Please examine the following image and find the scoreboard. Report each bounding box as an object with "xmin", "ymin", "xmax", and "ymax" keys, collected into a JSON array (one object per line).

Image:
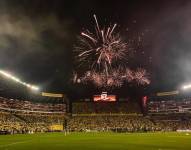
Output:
[{"xmin": 93, "ymin": 92, "xmax": 116, "ymax": 102}]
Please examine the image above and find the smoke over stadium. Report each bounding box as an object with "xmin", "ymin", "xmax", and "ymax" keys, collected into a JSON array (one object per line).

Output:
[{"xmin": 1, "ymin": 0, "xmax": 191, "ymax": 150}]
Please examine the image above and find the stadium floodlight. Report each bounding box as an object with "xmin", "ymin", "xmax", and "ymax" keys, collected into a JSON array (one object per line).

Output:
[
  {"xmin": 0, "ymin": 70, "xmax": 40, "ymax": 91},
  {"xmin": 182, "ymin": 84, "xmax": 191, "ymax": 90}
]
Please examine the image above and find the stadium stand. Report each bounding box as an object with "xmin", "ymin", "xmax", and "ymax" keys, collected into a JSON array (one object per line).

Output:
[
  {"xmin": 149, "ymin": 114, "xmax": 191, "ymax": 131},
  {"xmin": 72, "ymin": 101, "xmax": 141, "ymax": 114},
  {"xmin": 67, "ymin": 115, "xmax": 156, "ymax": 132},
  {"xmin": 0, "ymin": 112, "xmax": 66, "ymax": 134},
  {"xmin": 0, "ymin": 97, "xmax": 65, "ymax": 113},
  {"xmin": 69, "ymin": 100, "xmax": 151, "ymax": 132},
  {"xmin": 0, "ymin": 97, "xmax": 66, "ymax": 134},
  {"xmin": 147, "ymin": 95, "xmax": 191, "ymax": 132},
  {"xmin": 148, "ymin": 95, "xmax": 191, "ymax": 114},
  {"xmin": 2, "ymin": 94, "xmax": 191, "ymax": 134}
]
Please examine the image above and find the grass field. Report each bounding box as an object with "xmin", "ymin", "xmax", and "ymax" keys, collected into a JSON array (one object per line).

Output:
[{"xmin": 0, "ymin": 132, "xmax": 191, "ymax": 150}]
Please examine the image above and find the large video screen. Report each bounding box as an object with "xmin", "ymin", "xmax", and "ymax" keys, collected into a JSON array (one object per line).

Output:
[{"xmin": 93, "ymin": 92, "xmax": 116, "ymax": 102}]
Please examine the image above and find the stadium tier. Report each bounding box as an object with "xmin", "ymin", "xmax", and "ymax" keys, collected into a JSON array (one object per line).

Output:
[
  {"xmin": 0, "ymin": 97, "xmax": 66, "ymax": 113},
  {"xmin": 72, "ymin": 101, "xmax": 141, "ymax": 114},
  {"xmin": 0, "ymin": 111, "xmax": 65, "ymax": 134},
  {"xmin": 148, "ymin": 95, "xmax": 191, "ymax": 114},
  {"xmin": 68, "ymin": 115, "xmax": 155, "ymax": 132},
  {"xmin": 67, "ymin": 115, "xmax": 191, "ymax": 132},
  {"xmin": 0, "ymin": 97, "xmax": 66, "ymax": 134}
]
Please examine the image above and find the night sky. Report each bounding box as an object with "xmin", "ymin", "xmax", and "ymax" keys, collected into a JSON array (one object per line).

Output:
[{"xmin": 0, "ymin": 0, "xmax": 191, "ymax": 98}]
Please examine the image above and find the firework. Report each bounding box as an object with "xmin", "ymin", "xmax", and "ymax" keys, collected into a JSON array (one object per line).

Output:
[
  {"xmin": 133, "ymin": 68, "xmax": 150, "ymax": 85},
  {"xmin": 74, "ymin": 15, "xmax": 150, "ymax": 88},
  {"xmin": 74, "ymin": 67, "xmax": 149, "ymax": 88},
  {"xmin": 81, "ymin": 70, "xmax": 121, "ymax": 88},
  {"xmin": 76, "ymin": 15, "xmax": 127, "ymax": 74}
]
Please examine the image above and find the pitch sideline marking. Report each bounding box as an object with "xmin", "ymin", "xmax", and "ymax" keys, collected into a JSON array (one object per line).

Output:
[{"xmin": 0, "ymin": 140, "xmax": 32, "ymax": 148}]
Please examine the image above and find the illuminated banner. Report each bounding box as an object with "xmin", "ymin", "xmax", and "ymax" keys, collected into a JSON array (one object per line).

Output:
[
  {"xmin": 156, "ymin": 90, "xmax": 179, "ymax": 96},
  {"xmin": 142, "ymin": 96, "xmax": 148, "ymax": 107},
  {"xmin": 42, "ymin": 92, "xmax": 63, "ymax": 98},
  {"xmin": 93, "ymin": 92, "xmax": 116, "ymax": 101},
  {"xmin": 49, "ymin": 124, "xmax": 63, "ymax": 131}
]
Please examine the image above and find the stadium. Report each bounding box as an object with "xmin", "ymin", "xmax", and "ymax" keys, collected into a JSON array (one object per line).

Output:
[{"xmin": 1, "ymin": 0, "xmax": 191, "ymax": 150}]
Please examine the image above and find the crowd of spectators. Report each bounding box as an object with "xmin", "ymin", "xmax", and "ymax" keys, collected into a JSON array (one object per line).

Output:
[
  {"xmin": 149, "ymin": 114, "xmax": 191, "ymax": 131},
  {"xmin": 2, "ymin": 96, "xmax": 191, "ymax": 134},
  {"xmin": 2, "ymin": 111, "xmax": 191, "ymax": 134},
  {"xmin": 0, "ymin": 97, "xmax": 66, "ymax": 113},
  {"xmin": 67, "ymin": 115, "xmax": 191, "ymax": 132},
  {"xmin": 70, "ymin": 99, "xmax": 191, "ymax": 132},
  {"xmin": 0, "ymin": 96, "xmax": 66, "ymax": 134},
  {"xmin": 68, "ymin": 115, "xmax": 155, "ymax": 132},
  {"xmin": 148, "ymin": 97, "xmax": 191, "ymax": 114},
  {"xmin": 0, "ymin": 111, "xmax": 65, "ymax": 134}
]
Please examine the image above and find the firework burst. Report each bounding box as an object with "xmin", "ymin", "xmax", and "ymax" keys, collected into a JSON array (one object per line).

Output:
[
  {"xmin": 73, "ymin": 68, "xmax": 149, "ymax": 88},
  {"xmin": 133, "ymin": 68, "xmax": 150, "ymax": 85},
  {"xmin": 76, "ymin": 15, "xmax": 127, "ymax": 74}
]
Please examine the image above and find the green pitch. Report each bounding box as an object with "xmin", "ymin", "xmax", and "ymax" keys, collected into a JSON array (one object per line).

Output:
[{"xmin": 0, "ymin": 132, "xmax": 191, "ymax": 150}]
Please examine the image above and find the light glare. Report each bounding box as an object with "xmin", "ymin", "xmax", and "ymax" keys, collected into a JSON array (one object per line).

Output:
[
  {"xmin": 182, "ymin": 84, "xmax": 191, "ymax": 90},
  {"xmin": 0, "ymin": 70, "xmax": 39, "ymax": 91}
]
